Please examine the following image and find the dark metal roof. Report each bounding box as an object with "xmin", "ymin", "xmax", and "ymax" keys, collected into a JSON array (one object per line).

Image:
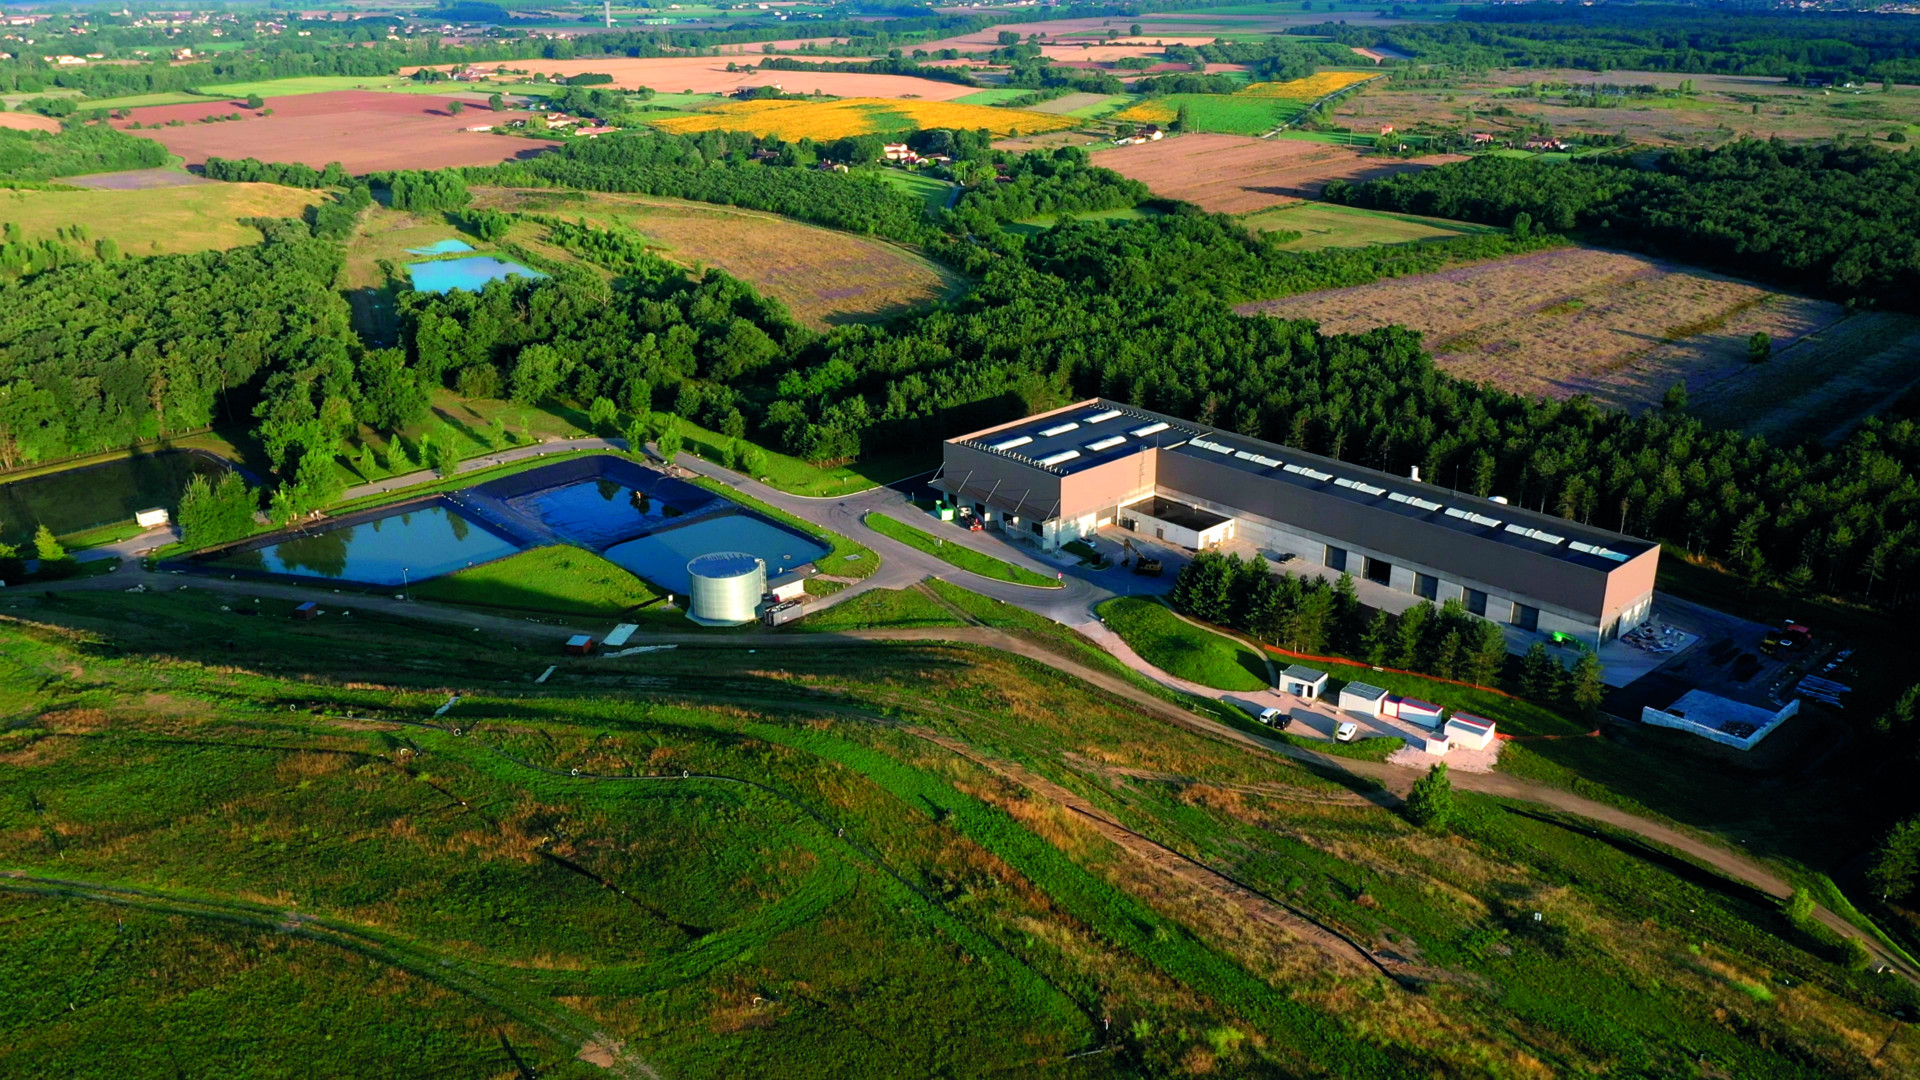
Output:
[{"xmin": 1153, "ymin": 416, "xmax": 1652, "ymax": 573}]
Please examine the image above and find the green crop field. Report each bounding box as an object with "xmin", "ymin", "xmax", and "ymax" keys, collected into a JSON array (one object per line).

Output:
[
  {"xmin": 3, "ymin": 585, "xmax": 1909, "ymax": 1077},
  {"xmin": 952, "ymin": 88, "xmax": 1037, "ymax": 105},
  {"xmin": 1241, "ymin": 202, "xmax": 1501, "ymax": 249},
  {"xmin": 1141, "ymin": 93, "xmax": 1305, "ymax": 135},
  {"xmin": 1096, "ymin": 596, "xmax": 1270, "ymax": 691},
  {"xmin": 865, "ymin": 512, "xmax": 1062, "ymax": 588},
  {"xmin": 410, "ymin": 545, "xmax": 665, "ymax": 617}
]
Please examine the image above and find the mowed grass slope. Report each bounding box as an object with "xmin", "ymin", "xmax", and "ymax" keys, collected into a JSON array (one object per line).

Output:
[
  {"xmin": 3, "ymin": 587, "xmax": 1910, "ymax": 1078},
  {"xmin": 1096, "ymin": 596, "xmax": 1269, "ymax": 690},
  {"xmin": 0, "ymin": 183, "xmax": 324, "ymax": 256},
  {"xmin": 865, "ymin": 512, "xmax": 1062, "ymax": 587},
  {"xmin": 409, "ymin": 545, "xmax": 665, "ymax": 617}
]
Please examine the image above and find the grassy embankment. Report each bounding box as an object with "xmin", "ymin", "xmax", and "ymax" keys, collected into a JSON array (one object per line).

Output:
[
  {"xmin": 865, "ymin": 512, "xmax": 1062, "ymax": 588},
  {"xmin": 3, "ymin": 586, "xmax": 1914, "ymax": 1077},
  {"xmin": 408, "ymin": 545, "xmax": 665, "ymax": 618},
  {"xmin": 1096, "ymin": 596, "xmax": 1268, "ymax": 691}
]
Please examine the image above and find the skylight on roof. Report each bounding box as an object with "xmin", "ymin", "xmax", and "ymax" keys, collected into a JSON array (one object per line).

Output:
[
  {"xmin": 1084, "ymin": 409, "xmax": 1121, "ymax": 424},
  {"xmin": 1569, "ymin": 540, "xmax": 1629, "ymax": 562},
  {"xmin": 1130, "ymin": 421, "xmax": 1170, "ymax": 437},
  {"xmin": 1300, "ymin": 468, "xmax": 1333, "ymax": 482},
  {"xmin": 1505, "ymin": 524, "xmax": 1565, "ymax": 546},
  {"xmin": 1445, "ymin": 507, "xmax": 1504, "ymax": 528},
  {"xmin": 1036, "ymin": 449, "xmax": 1081, "ymax": 467},
  {"xmin": 1039, "ymin": 422, "xmax": 1080, "ymax": 438},
  {"xmin": 1353, "ymin": 482, "xmax": 1387, "ymax": 497},
  {"xmin": 1191, "ymin": 438, "xmax": 1234, "ymax": 455},
  {"xmin": 989, "ymin": 435, "xmax": 1032, "ymax": 452},
  {"xmin": 1085, "ymin": 435, "xmax": 1126, "ymax": 452}
]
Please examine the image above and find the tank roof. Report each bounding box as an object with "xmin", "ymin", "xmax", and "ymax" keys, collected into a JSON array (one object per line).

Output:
[{"xmin": 687, "ymin": 551, "xmax": 765, "ymax": 578}]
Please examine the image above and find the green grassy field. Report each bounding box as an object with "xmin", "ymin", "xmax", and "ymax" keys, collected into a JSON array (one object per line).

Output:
[
  {"xmin": 795, "ymin": 584, "xmax": 963, "ymax": 632},
  {"xmin": 1241, "ymin": 201, "xmax": 1501, "ymax": 250},
  {"xmin": 4, "ymin": 585, "xmax": 1910, "ymax": 1077},
  {"xmin": 865, "ymin": 513, "xmax": 1062, "ymax": 588},
  {"xmin": 1096, "ymin": 596, "xmax": 1270, "ymax": 691},
  {"xmin": 952, "ymin": 88, "xmax": 1036, "ymax": 105},
  {"xmin": 874, "ymin": 168, "xmax": 955, "ymax": 215},
  {"xmin": 1143, "ymin": 93, "xmax": 1306, "ymax": 135},
  {"xmin": 409, "ymin": 545, "xmax": 664, "ymax": 617},
  {"xmin": 0, "ymin": 182, "xmax": 324, "ymax": 257}
]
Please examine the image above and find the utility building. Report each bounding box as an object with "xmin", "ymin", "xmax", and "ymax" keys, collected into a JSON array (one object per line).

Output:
[{"xmin": 935, "ymin": 399, "xmax": 1659, "ymax": 649}]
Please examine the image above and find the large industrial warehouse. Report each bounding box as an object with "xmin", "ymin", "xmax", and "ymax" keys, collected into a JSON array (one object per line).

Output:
[{"xmin": 934, "ymin": 399, "xmax": 1660, "ymax": 649}]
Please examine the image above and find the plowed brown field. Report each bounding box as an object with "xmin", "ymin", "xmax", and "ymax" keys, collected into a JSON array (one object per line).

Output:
[
  {"xmin": 116, "ymin": 91, "xmax": 558, "ymax": 172},
  {"xmin": 408, "ymin": 56, "xmax": 979, "ymax": 101},
  {"xmin": 1091, "ymin": 133, "xmax": 1463, "ymax": 214},
  {"xmin": 1237, "ymin": 247, "xmax": 1903, "ymax": 430}
]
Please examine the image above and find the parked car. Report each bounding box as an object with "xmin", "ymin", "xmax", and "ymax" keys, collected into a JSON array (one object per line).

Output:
[
  {"xmin": 1258, "ymin": 707, "xmax": 1290, "ymax": 729},
  {"xmin": 1335, "ymin": 721, "xmax": 1358, "ymax": 743}
]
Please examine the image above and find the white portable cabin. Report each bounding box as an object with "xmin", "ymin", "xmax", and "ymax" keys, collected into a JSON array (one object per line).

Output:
[
  {"xmin": 135, "ymin": 507, "xmax": 170, "ymax": 528},
  {"xmin": 767, "ymin": 569, "xmax": 810, "ymax": 603},
  {"xmin": 1280, "ymin": 665, "xmax": 1328, "ymax": 700},
  {"xmin": 1418, "ymin": 735, "xmax": 1451, "ymax": 756},
  {"xmin": 1338, "ymin": 682, "xmax": 1388, "ymax": 717},
  {"xmin": 1395, "ymin": 697, "xmax": 1444, "ymax": 729},
  {"xmin": 1445, "ymin": 713, "xmax": 1497, "ymax": 750}
]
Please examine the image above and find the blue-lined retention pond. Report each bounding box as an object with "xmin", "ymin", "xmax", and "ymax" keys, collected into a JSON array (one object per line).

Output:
[
  {"xmin": 605, "ymin": 514, "xmax": 827, "ymax": 596},
  {"xmin": 195, "ymin": 457, "xmax": 829, "ymax": 596},
  {"xmin": 211, "ymin": 506, "xmax": 519, "ymax": 586}
]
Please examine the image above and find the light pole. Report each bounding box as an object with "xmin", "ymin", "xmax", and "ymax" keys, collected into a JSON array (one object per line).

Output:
[{"xmin": 402, "ymin": 567, "xmax": 410, "ymax": 600}]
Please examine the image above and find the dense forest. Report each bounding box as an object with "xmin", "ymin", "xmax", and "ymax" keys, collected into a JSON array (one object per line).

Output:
[
  {"xmin": 1327, "ymin": 140, "xmax": 1920, "ymax": 310},
  {"xmin": 6, "ymin": 120, "xmax": 1919, "ymax": 610},
  {"xmin": 1300, "ymin": 6, "xmax": 1920, "ymax": 81}
]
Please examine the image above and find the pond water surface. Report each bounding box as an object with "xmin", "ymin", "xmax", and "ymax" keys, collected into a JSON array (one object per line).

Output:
[
  {"xmin": 408, "ymin": 255, "xmax": 546, "ymax": 294},
  {"xmin": 0, "ymin": 451, "xmax": 227, "ymax": 545},
  {"xmin": 212, "ymin": 506, "xmax": 518, "ymax": 586},
  {"xmin": 603, "ymin": 514, "xmax": 827, "ymax": 595}
]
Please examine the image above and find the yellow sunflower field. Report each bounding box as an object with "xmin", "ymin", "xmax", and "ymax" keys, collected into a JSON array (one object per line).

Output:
[{"xmin": 654, "ymin": 98, "xmax": 1078, "ymax": 141}]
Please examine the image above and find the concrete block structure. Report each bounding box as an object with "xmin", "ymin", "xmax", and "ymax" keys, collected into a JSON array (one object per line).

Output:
[
  {"xmin": 1280, "ymin": 665, "xmax": 1328, "ymax": 700},
  {"xmin": 936, "ymin": 399, "xmax": 1660, "ymax": 649},
  {"xmin": 1338, "ymin": 682, "xmax": 1389, "ymax": 716},
  {"xmin": 1445, "ymin": 714, "xmax": 1497, "ymax": 750}
]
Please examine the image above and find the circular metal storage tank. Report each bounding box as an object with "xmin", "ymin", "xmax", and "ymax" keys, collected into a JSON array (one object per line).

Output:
[{"xmin": 686, "ymin": 551, "xmax": 766, "ymax": 625}]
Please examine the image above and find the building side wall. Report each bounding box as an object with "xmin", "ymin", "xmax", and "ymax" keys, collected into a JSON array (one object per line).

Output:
[
  {"xmin": 938, "ymin": 442, "xmax": 1063, "ymax": 523},
  {"xmin": 1601, "ymin": 545, "xmax": 1661, "ymax": 637},
  {"xmin": 1162, "ymin": 484, "xmax": 1610, "ymax": 643},
  {"xmin": 1059, "ymin": 448, "xmax": 1158, "ymax": 522},
  {"xmin": 1157, "ymin": 452, "xmax": 1614, "ymax": 619}
]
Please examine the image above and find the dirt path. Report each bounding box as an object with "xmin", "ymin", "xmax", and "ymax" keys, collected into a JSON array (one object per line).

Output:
[{"xmin": 33, "ymin": 569, "xmax": 1914, "ymax": 981}]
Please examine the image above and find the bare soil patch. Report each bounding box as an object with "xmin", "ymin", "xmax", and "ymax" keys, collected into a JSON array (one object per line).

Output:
[
  {"xmin": 65, "ymin": 168, "xmax": 210, "ymax": 190},
  {"xmin": 0, "ymin": 111, "xmax": 61, "ymax": 133},
  {"xmin": 115, "ymin": 90, "xmax": 559, "ymax": 172},
  {"xmin": 1092, "ymin": 133, "xmax": 1461, "ymax": 214},
  {"xmin": 410, "ymin": 56, "xmax": 979, "ymax": 102},
  {"xmin": 1238, "ymin": 247, "xmax": 1882, "ymax": 423},
  {"xmin": 474, "ymin": 188, "xmax": 966, "ymax": 328}
]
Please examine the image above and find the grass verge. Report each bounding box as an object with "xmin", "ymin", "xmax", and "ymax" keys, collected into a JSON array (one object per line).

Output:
[
  {"xmin": 866, "ymin": 513, "xmax": 1061, "ymax": 588},
  {"xmin": 1096, "ymin": 596, "xmax": 1268, "ymax": 691}
]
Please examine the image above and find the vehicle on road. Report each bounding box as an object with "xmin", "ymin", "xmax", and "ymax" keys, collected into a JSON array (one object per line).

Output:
[
  {"xmin": 1132, "ymin": 557, "xmax": 1162, "ymax": 576},
  {"xmin": 1258, "ymin": 707, "xmax": 1290, "ymax": 729},
  {"xmin": 1335, "ymin": 721, "xmax": 1358, "ymax": 743}
]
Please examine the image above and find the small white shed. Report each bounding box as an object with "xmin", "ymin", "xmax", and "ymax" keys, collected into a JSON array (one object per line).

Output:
[
  {"xmin": 135, "ymin": 507, "xmax": 170, "ymax": 528},
  {"xmin": 1445, "ymin": 713, "xmax": 1497, "ymax": 750},
  {"xmin": 1338, "ymin": 682, "xmax": 1388, "ymax": 717},
  {"xmin": 1395, "ymin": 697, "xmax": 1444, "ymax": 729},
  {"xmin": 1418, "ymin": 735, "xmax": 1451, "ymax": 756},
  {"xmin": 767, "ymin": 569, "xmax": 810, "ymax": 603},
  {"xmin": 1280, "ymin": 665, "xmax": 1328, "ymax": 700}
]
